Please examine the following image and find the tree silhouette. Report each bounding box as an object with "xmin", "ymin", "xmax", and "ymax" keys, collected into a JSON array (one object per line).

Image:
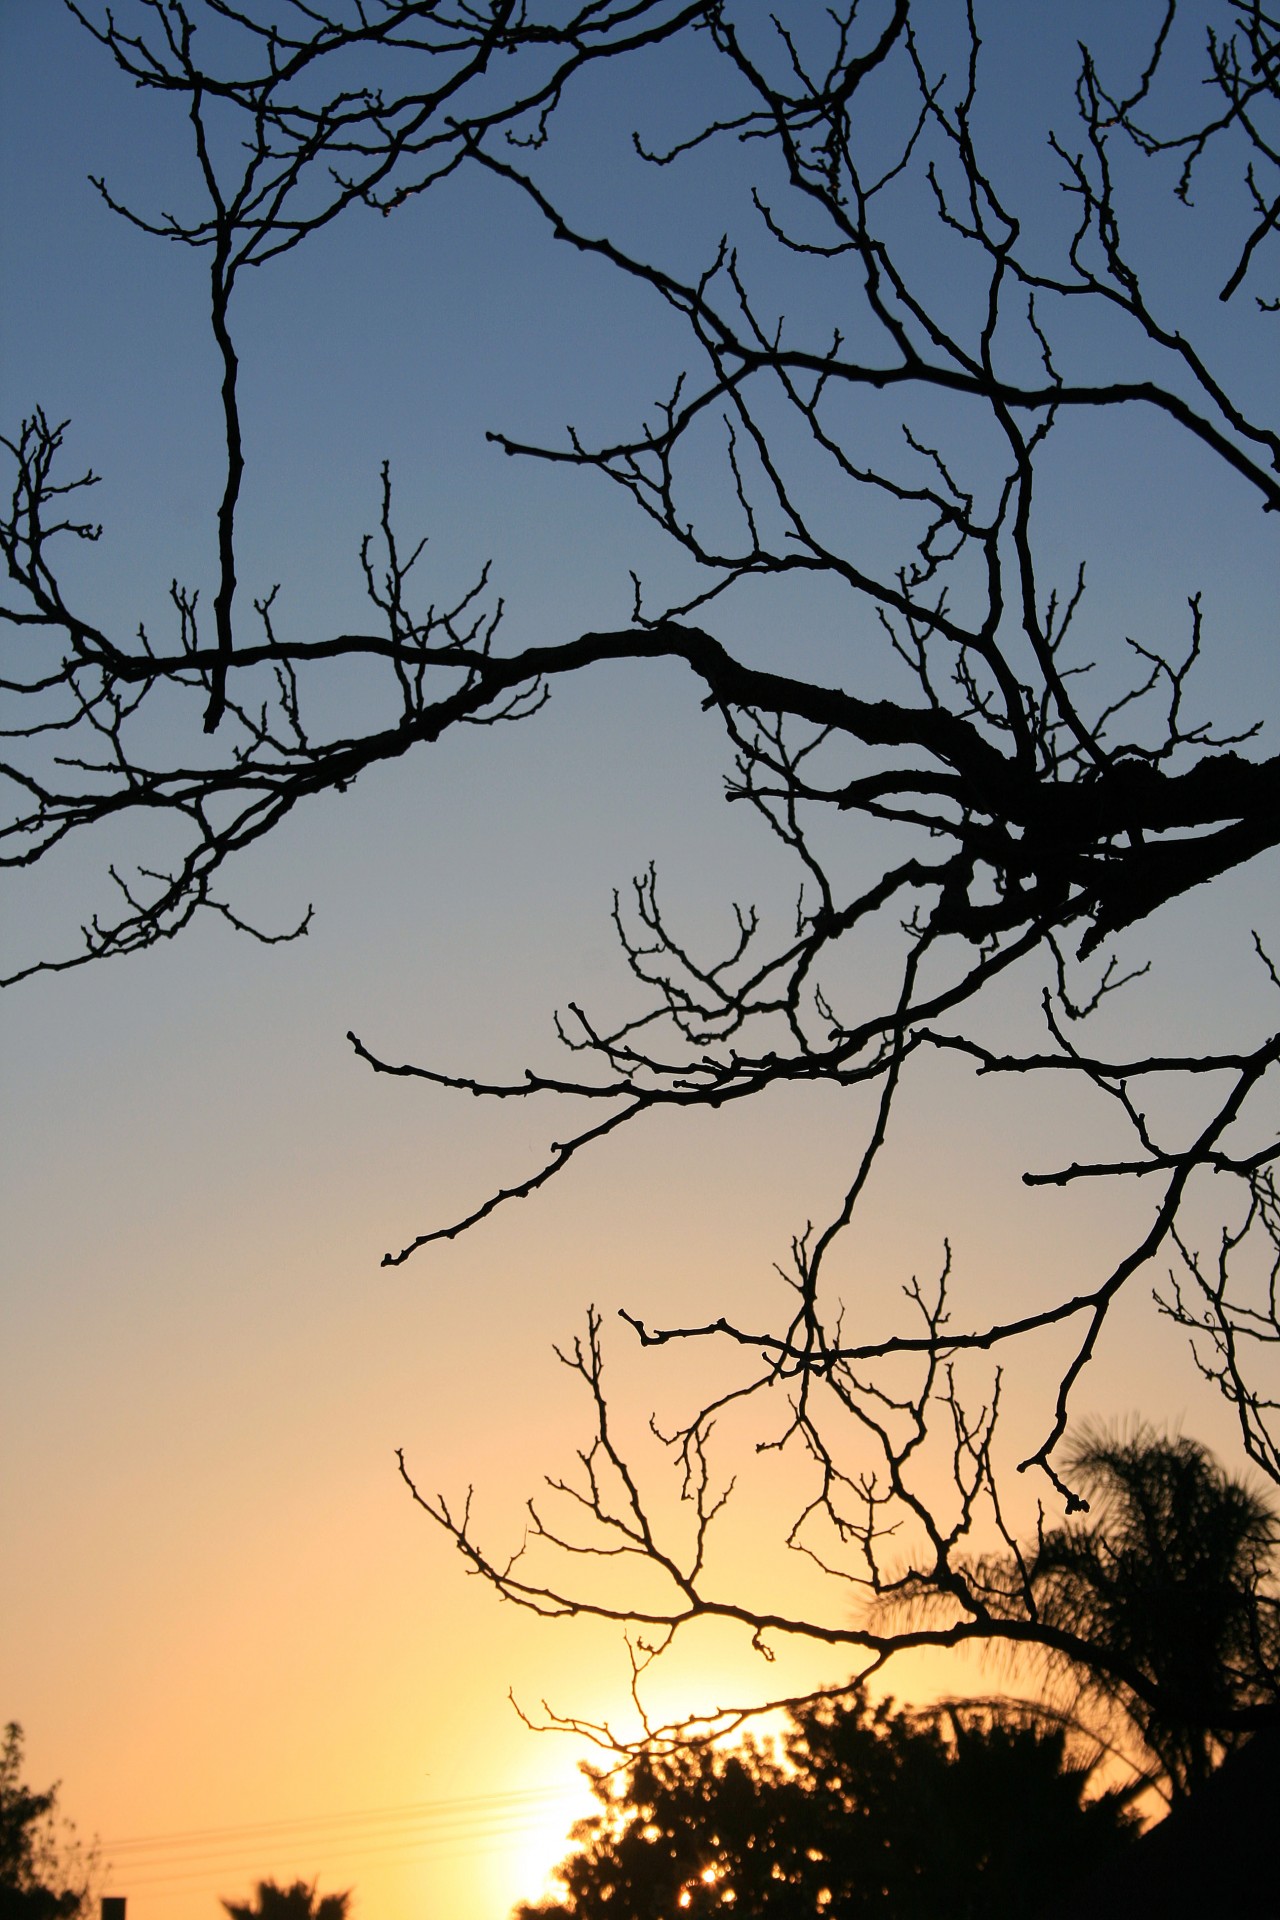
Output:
[
  {"xmin": 890, "ymin": 1426, "xmax": 1280, "ymax": 1804},
  {"xmin": 514, "ymin": 1695, "xmax": 1139, "ymax": 1920},
  {"xmin": 5, "ymin": 1, "xmax": 1280, "ymax": 1741},
  {"xmin": 1023, "ymin": 1428, "xmax": 1280, "ymax": 1800},
  {"xmin": 0, "ymin": 1726, "xmax": 95, "ymax": 1920},
  {"xmin": 221, "ymin": 1879, "xmax": 350, "ymax": 1920}
]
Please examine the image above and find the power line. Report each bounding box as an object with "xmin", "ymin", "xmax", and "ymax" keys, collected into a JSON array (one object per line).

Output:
[
  {"xmin": 98, "ymin": 1788, "xmax": 586, "ymax": 1893},
  {"xmin": 105, "ymin": 1789, "xmax": 569, "ymax": 1855},
  {"xmin": 112, "ymin": 1820, "xmax": 563, "ymax": 1891}
]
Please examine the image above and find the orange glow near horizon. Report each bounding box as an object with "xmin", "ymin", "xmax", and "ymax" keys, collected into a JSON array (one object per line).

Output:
[
  {"xmin": 8, "ymin": 921, "xmax": 1247, "ymax": 1919},
  {"xmin": 91, "ymin": 1781, "xmax": 593, "ymax": 1920},
  {"xmin": 7, "ymin": 890, "xmax": 1247, "ymax": 1919}
]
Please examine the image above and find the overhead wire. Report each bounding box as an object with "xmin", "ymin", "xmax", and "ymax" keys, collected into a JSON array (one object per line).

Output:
[
  {"xmin": 106, "ymin": 1789, "xmax": 567, "ymax": 1854},
  {"xmin": 98, "ymin": 1787, "xmax": 587, "ymax": 1894}
]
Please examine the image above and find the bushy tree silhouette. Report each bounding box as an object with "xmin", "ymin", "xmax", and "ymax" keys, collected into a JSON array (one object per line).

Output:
[
  {"xmin": 0, "ymin": 1726, "xmax": 95, "ymax": 1920},
  {"xmin": 515, "ymin": 1696, "xmax": 1138, "ymax": 1920}
]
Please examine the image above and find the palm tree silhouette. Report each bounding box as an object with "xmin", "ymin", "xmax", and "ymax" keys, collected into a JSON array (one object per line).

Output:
[
  {"xmin": 1027, "ymin": 1426, "xmax": 1280, "ymax": 1799},
  {"xmin": 221, "ymin": 1880, "xmax": 350, "ymax": 1920}
]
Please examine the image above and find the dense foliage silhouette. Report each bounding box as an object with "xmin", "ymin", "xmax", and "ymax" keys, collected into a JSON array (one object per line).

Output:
[
  {"xmin": 514, "ymin": 1696, "xmax": 1139, "ymax": 1919},
  {"xmin": 0, "ymin": 1726, "xmax": 93, "ymax": 1920}
]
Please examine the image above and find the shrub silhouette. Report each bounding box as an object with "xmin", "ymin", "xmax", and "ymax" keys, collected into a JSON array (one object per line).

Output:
[{"xmin": 517, "ymin": 1696, "xmax": 1139, "ymax": 1919}]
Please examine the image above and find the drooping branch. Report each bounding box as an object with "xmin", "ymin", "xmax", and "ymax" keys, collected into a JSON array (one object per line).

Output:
[
  {"xmin": 5, "ymin": 0, "xmax": 1280, "ymax": 1739},
  {"xmin": 396, "ymin": 1307, "xmax": 1280, "ymax": 1763}
]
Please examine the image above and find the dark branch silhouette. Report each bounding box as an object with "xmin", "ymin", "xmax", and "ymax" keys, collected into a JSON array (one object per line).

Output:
[{"xmin": 5, "ymin": 0, "xmax": 1280, "ymax": 1751}]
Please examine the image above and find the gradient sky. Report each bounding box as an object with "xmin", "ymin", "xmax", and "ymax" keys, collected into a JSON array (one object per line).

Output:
[{"xmin": 3, "ymin": 5, "xmax": 1278, "ymax": 1919}]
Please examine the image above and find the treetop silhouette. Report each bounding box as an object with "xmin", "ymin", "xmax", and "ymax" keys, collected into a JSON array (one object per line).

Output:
[
  {"xmin": 221, "ymin": 1878, "xmax": 351, "ymax": 1920},
  {"xmin": 1021, "ymin": 1426, "xmax": 1280, "ymax": 1799},
  {"xmin": 0, "ymin": 1725, "xmax": 96, "ymax": 1920},
  {"xmin": 514, "ymin": 1692, "xmax": 1141, "ymax": 1919}
]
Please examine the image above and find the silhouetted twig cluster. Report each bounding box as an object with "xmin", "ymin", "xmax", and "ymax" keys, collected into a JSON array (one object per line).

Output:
[{"xmin": 4, "ymin": 0, "xmax": 1279, "ymax": 1751}]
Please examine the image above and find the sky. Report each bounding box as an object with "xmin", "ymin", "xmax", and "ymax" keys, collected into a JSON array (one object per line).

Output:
[{"xmin": 2, "ymin": 5, "xmax": 1278, "ymax": 1920}]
